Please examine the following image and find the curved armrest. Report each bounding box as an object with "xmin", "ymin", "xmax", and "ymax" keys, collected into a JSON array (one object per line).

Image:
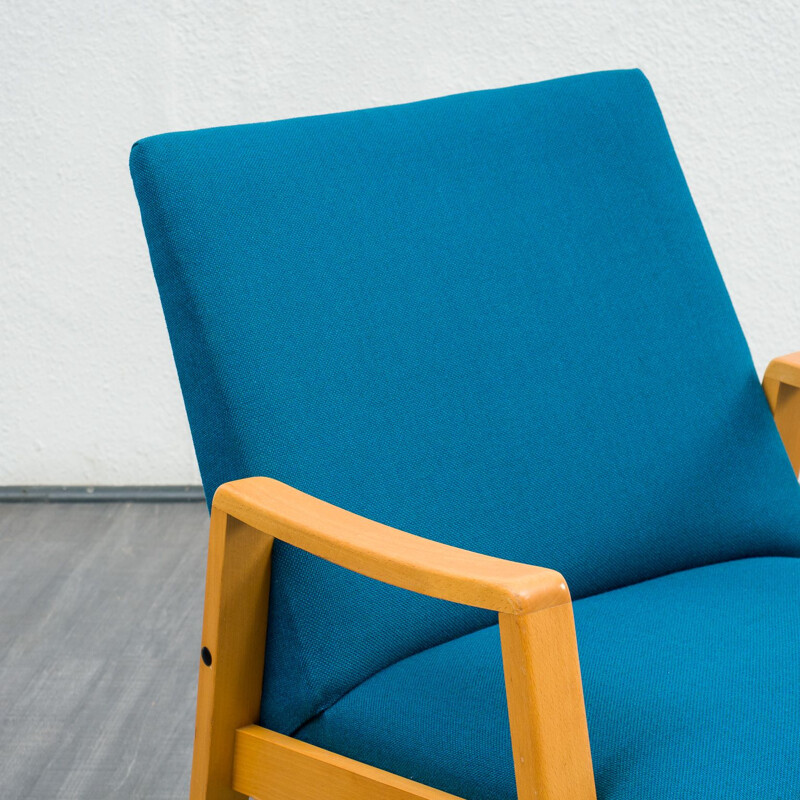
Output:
[
  {"xmin": 213, "ymin": 477, "xmax": 569, "ymax": 615},
  {"xmin": 763, "ymin": 352, "xmax": 800, "ymax": 476}
]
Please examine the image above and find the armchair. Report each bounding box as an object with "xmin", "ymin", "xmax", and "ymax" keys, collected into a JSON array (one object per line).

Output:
[{"xmin": 130, "ymin": 70, "xmax": 800, "ymax": 800}]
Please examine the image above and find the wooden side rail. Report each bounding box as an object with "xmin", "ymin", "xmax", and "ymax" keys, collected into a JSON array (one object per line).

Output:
[
  {"xmin": 191, "ymin": 477, "xmax": 596, "ymax": 800},
  {"xmin": 764, "ymin": 351, "xmax": 800, "ymax": 475},
  {"xmin": 232, "ymin": 725, "xmax": 463, "ymax": 800}
]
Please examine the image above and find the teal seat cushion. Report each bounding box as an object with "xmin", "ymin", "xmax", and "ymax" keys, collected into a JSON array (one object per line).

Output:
[
  {"xmin": 130, "ymin": 69, "xmax": 800, "ymax": 737},
  {"xmin": 297, "ymin": 557, "xmax": 800, "ymax": 800}
]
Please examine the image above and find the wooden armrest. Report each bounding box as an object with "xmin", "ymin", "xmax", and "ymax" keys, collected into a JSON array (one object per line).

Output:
[
  {"xmin": 763, "ymin": 352, "xmax": 800, "ymax": 475},
  {"xmin": 199, "ymin": 480, "xmax": 595, "ymax": 799},
  {"xmin": 763, "ymin": 351, "xmax": 800, "ymax": 407},
  {"xmin": 213, "ymin": 477, "xmax": 569, "ymax": 615}
]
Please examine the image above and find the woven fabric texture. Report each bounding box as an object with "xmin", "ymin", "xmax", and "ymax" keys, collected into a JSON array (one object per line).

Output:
[
  {"xmin": 130, "ymin": 69, "xmax": 800, "ymax": 739},
  {"xmin": 298, "ymin": 557, "xmax": 800, "ymax": 800}
]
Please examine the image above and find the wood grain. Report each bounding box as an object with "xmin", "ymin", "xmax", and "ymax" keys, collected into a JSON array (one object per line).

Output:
[
  {"xmin": 189, "ymin": 510, "xmax": 273, "ymax": 800},
  {"xmin": 232, "ymin": 725, "xmax": 464, "ymax": 800},
  {"xmin": 763, "ymin": 351, "xmax": 800, "ymax": 475},
  {"xmin": 214, "ymin": 477, "xmax": 569, "ymax": 615},
  {"xmin": 499, "ymin": 604, "xmax": 596, "ymax": 800}
]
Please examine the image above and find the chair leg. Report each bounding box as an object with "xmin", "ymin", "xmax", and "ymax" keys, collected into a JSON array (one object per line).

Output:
[{"xmin": 189, "ymin": 508, "xmax": 274, "ymax": 800}]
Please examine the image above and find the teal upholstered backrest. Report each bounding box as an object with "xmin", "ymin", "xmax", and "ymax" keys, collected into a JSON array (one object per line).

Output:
[{"xmin": 130, "ymin": 70, "xmax": 800, "ymax": 735}]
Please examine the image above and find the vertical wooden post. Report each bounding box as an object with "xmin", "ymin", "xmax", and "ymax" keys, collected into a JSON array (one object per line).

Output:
[
  {"xmin": 499, "ymin": 602, "xmax": 596, "ymax": 800},
  {"xmin": 189, "ymin": 507, "xmax": 274, "ymax": 800}
]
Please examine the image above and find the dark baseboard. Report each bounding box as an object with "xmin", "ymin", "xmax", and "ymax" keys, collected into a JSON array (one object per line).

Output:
[{"xmin": 0, "ymin": 485, "xmax": 206, "ymax": 503}]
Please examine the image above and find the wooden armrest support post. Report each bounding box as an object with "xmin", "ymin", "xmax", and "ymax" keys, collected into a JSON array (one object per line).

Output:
[
  {"xmin": 191, "ymin": 477, "xmax": 596, "ymax": 800},
  {"xmin": 763, "ymin": 352, "xmax": 800, "ymax": 475}
]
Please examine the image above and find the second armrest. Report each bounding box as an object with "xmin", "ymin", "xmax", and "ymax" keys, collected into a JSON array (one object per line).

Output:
[
  {"xmin": 763, "ymin": 351, "xmax": 800, "ymax": 475},
  {"xmin": 213, "ymin": 477, "xmax": 570, "ymax": 615},
  {"xmin": 763, "ymin": 351, "xmax": 800, "ymax": 410}
]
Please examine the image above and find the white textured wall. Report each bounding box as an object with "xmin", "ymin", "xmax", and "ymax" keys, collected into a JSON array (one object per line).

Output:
[{"xmin": 2, "ymin": 1, "xmax": 799, "ymax": 485}]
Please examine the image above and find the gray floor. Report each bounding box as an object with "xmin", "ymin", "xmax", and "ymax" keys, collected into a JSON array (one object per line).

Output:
[{"xmin": 0, "ymin": 501, "xmax": 211, "ymax": 799}]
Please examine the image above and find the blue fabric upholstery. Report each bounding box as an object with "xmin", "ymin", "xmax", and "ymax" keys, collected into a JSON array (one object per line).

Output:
[
  {"xmin": 297, "ymin": 557, "xmax": 800, "ymax": 800},
  {"xmin": 130, "ymin": 68, "xmax": 800, "ymax": 746}
]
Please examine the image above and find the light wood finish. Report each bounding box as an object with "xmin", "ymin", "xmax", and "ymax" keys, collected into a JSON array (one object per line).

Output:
[
  {"xmin": 764, "ymin": 352, "xmax": 800, "ymax": 475},
  {"xmin": 763, "ymin": 351, "xmax": 800, "ymax": 397},
  {"xmin": 232, "ymin": 725, "xmax": 464, "ymax": 800},
  {"xmin": 191, "ymin": 478, "xmax": 596, "ymax": 800},
  {"xmin": 214, "ymin": 477, "xmax": 569, "ymax": 615},
  {"xmin": 189, "ymin": 510, "xmax": 274, "ymax": 800},
  {"xmin": 500, "ymin": 605, "xmax": 596, "ymax": 800}
]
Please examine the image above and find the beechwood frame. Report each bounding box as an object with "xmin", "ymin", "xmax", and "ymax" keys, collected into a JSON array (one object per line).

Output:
[{"xmin": 187, "ymin": 353, "xmax": 800, "ymax": 800}]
